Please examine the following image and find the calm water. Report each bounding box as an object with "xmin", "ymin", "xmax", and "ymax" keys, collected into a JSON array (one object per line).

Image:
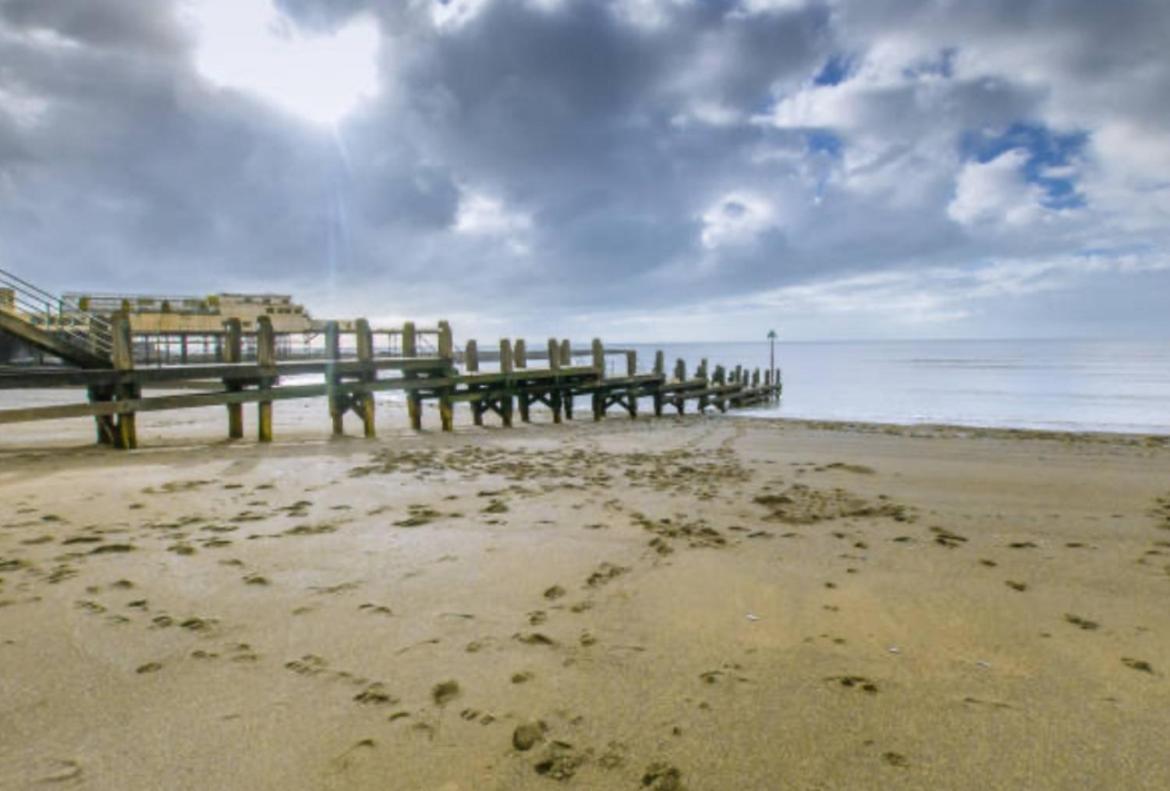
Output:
[{"xmin": 624, "ymin": 339, "xmax": 1170, "ymax": 436}]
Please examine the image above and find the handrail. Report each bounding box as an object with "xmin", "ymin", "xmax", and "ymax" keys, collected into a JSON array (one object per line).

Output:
[{"xmin": 0, "ymin": 267, "xmax": 114, "ymax": 357}]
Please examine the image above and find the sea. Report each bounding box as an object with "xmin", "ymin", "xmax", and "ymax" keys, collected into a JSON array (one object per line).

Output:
[{"xmin": 621, "ymin": 339, "xmax": 1170, "ymax": 436}]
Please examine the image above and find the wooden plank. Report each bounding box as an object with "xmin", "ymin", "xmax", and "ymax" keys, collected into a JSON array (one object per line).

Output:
[{"xmin": 0, "ymin": 357, "xmax": 450, "ymax": 389}]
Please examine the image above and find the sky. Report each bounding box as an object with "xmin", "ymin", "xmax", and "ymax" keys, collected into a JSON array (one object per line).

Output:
[{"xmin": 1, "ymin": 0, "xmax": 1168, "ymax": 342}]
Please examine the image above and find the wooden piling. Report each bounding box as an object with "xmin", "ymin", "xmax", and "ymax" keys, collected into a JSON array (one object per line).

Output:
[
  {"xmin": 591, "ymin": 338, "xmax": 605, "ymax": 421},
  {"xmin": 465, "ymin": 339, "xmax": 479, "ymax": 372},
  {"xmin": 653, "ymin": 350, "xmax": 665, "ymax": 417},
  {"xmin": 560, "ymin": 339, "xmax": 573, "ymax": 419},
  {"xmin": 111, "ymin": 313, "xmax": 137, "ymax": 450},
  {"xmin": 326, "ymin": 321, "xmax": 345, "ymax": 435},
  {"xmin": 403, "ymin": 321, "xmax": 421, "ymax": 431},
  {"xmin": 465, "ymin": 339, "xmax": 483, "ymax": 426},
  {"xmin": 514, "ymin": 339, "xmax": 530, "ymax": 423},
  {"xmin": 697, "ymin": 358, "xmax": 709, "ymax": 413},
  {"xmin": 257, "ymin": 316, "xmax": 276, "ymax": 442},
  {"xmin": 499, "ymin": 339, "xmax": 514, "ymax": 428},
  {"xmin": 355, "ymin": 318, "xmax": 376, "ymax": 438},
  {"xmin": 224, "ymin": 318, "xmax": 243, "ymax": 439},
  {"xmin": 548, "ymin": 337, "xmax": 562, "ymax": 424},
  {"xmin": 438, "ymin": 320, "xmax": 454, "ymax": 432},
  {"xmin": 625, "ymin": 350, "xmax": 638, "ymax": 418}
]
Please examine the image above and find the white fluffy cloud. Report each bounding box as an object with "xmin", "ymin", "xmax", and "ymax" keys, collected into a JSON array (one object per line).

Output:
[
  {"xmin": 700, "ymin": 191, "xmax": 779, "ymax": 249},
  {"xmin": 947, "ymin": 149, "xmax": 1045, "ymax": 227}
]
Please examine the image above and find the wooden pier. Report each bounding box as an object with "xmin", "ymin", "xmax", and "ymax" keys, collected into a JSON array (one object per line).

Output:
[{"xmin": 0, "ymin": 312, "xmax": 781, "ymax": 449}]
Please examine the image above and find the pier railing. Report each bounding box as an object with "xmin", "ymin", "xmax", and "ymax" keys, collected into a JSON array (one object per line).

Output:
[
  {"xmin": 0, "ymin": 315, "xmax": 781, "ymax": 449},
  {"xmin": 0, "ymin": 268, "xmax": 114, "ymax": 366}
]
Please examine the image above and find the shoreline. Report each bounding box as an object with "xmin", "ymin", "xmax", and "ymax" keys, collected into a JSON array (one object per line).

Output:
[{"xmin": 2, "ymin": 383, "xmax": 1170, "ymax": 456}]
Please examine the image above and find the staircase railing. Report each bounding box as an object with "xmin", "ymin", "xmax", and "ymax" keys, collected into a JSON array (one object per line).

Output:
[{"xmin": 0, "ymin": 267, "xmax": 114, "ymax": 359}]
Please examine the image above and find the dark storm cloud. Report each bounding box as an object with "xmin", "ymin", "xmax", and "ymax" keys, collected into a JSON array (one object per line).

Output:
[{"xmin": 1, "ymin": 0, "xmax": 1168, "ymax": 338}]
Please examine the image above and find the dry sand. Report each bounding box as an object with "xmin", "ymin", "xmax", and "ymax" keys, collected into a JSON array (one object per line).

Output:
[{"xmin": 1, "ymin": 400, "xmax": 1169, "ymax": 789}]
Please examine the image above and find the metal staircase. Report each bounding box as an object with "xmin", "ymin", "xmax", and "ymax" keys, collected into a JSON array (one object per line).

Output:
[{"xmin": 0, "ymin": 267, "xmax": 114, "ymax": 368}]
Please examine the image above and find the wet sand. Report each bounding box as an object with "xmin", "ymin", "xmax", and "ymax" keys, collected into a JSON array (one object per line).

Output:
[{"xmin": 1, "ymin": 402, "xmax": 1169, "ymax": 789}]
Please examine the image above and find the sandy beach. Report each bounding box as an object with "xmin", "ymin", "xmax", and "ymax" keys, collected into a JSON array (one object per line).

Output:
[{"xmin": 2, "ymin": 403, "xmax": 1169, "ymax": 790}]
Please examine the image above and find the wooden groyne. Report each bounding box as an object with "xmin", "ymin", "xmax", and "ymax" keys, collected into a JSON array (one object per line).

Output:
[{"xmin": 0, "ymin": 315, "xmax": 781, "ymax": 449}]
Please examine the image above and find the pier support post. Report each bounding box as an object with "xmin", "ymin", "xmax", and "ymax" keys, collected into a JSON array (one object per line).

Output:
[
  {"xmin": 111, "ymin": 313, "xmax": 137, "ymax": 450},
  {"xmin": 499, "ymin": 339, "xmax": 514, "ymax": 428},
  {"xmin": 514, "ymin": 339, "xmax": 530, "ymax": 423},
  {"xmin": 674, "ymin": 359, "xmax": 686, "ymax": 415},
  {"xmin": 257, "ymin": 316, "xmax": 276, "ymax": 442},
  {"xmin": 653, "ymin": 350, "xmax": 665, "ymax": 417},
  {"xmin": 403, "ymin": 321, "xmax": 422, "ymax": 431},
  {"xmin": 438, "ymin": 320, "xmax": 454, "ymax": 432},
  {"xmin": 714, "ymin": 365, "xmax": 727, "ymax": 413},
  {"xmin": 465, "ymin": 339, "xmax": 483, "ymax": 426},
  {"xmin": 625, "ymin": 350, "xmax": 638, "ymax": 418},
  {"xmin": 224, "ymin": 318, "xmax": 243, "ymax": 439},
  {"xmin": 87, "ymin": 385, "xmax": 116, "ymax": 445},
  {"xmin": 327, "ymin": 321, "xmax": 345, "ymax": 435},
  {"xmin": 694, "ymin": 359, "xmax": 708, "ymax": 413},
  {"xmin": 356, "ymin": 318, "xmax": 376, "ymax": 438},
  {"xmin": 591, "ymin": 338, "xmax": 605, "ymax": 421},
  {"xmin": 560, "ymin": 339, "xmax": 573, "ymax": 420},
  {"xmin": 548, "ymin": 337, "xmax": 562, "ymax": 424}
]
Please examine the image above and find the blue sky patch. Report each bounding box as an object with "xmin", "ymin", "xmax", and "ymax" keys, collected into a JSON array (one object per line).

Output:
[
  {"xmin": 813, "ymin": 53, "xmax": 853, "ymax": 86},
  {"xmin": 961, "ymin": 123, "xmax": 1088, "ymax": 209},
  {"xmin": 805, "ymin": 130, "xmax": 843, "ymax": 158}
]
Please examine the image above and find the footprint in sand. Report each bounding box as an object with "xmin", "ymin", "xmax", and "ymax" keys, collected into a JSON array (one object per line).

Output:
[
  {"xmin": 431, "ymin": 680, "xmax": 460, "ymax": 705},
  {"xmin": 1121, "ymin": 657, "xmax": 1155, "ymax": 674}
]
